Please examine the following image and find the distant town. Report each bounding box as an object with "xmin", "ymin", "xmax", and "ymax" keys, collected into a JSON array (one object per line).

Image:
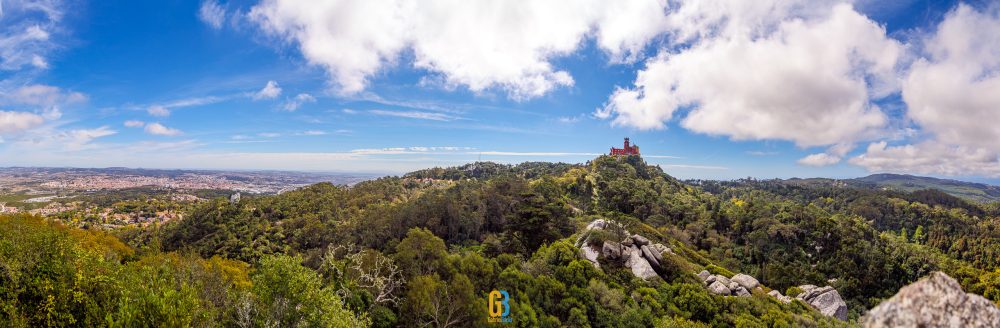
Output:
[{"xmin": 0, "ymin": 167, "xmax": 375, "ymax": 228}]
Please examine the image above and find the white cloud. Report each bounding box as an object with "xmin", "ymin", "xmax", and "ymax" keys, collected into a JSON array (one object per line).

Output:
[
  {"xmin": 0, "ymin": 110, "xmax": 44, "ymax": 135},
  {"xmin": 144, "ymin": 122, "xmax": 183, "ymax": 136},
  {"xmin": 599, "ymin": 3, "xmax": 901, "ymax": 148},
  {"xmin": 248, "ymin": 0, "xmax": 674, "ymax": 99},
  {"xmin": 62, "ymin": 126, "xmax": 116, "ymax": 150},
  {"xmin": 30, "ymin": 54, "xmax": 47, "ymax": 69},
  {"xmin": 257, "ymin": 132, "xmax": 281, "ymax": 138},
  {"xmin": 849, "ymin": 5, "xmax": 1000, "ymax": 177},
  {"xmin": 198, "ymin": 0, "xmax": 226, "ymax": 29},
  {"xmin": 850, "ymin": 141, "xmax": 1000, "ymax": 177},
  {"xmin": 253, "ymin": 80, "xmax": 282, "ymax": 100},
  {"xmin": 123, "ymin": 120, "xmax": 145, "ymax": 128},
  {"xmin": 746, "ymin": 151, "xmax": 779, "ymax": 156},
  {"xmin": 281, "ymin": 93, "xmax": 314, "ymax": 111},
  {"xmin": 144, "ymin": 96, "xmax": 222, "ymax": 117},
  {"xmin": 299, "ymin": 130, "xmax": 326, "ymax": 136},
  {"xmin": 902, "ymin": 4, "xmax": 1000, "ymax": 152},
  {"xmin": 798, "ymin": 153, "xmax": 841, "ymax": 167},
  {"xmin": 2, "ymin": 84, "xmax": 86, "ymax": 107},
  {"xmin": 0, "ymin": 1, "xmax": 61, "ymax": 71},
  {"xmin": 368, "ymin": 109, "xmax": 459, "ymax": 121},
  {"xmin": 147, "ymin": 105, "xmax": 170, "ymax": 117}
]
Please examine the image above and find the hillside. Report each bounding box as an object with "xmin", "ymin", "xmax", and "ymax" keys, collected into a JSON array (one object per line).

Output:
[
  {"xmin": 849, "ymin": 173, "xmax": 1000, "ymax": 203},
  {"xmin": 3, "ymin": 155, "xmax": 999, "ymax": 327}
]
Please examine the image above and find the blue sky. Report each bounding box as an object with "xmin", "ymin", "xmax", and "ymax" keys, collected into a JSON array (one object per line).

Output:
[{"xmin": 1, "ymin": 0, "xmax": 1000, "ymax": 181}]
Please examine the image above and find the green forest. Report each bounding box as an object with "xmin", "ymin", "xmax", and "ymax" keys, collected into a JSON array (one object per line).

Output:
[{"xmin": 3, "ymin": 155, "xmax": 999, "ymax": 327}]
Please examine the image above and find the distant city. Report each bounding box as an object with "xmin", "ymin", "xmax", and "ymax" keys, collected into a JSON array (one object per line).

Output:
[{"xmin": 0, "ymin": 167, "xmax": 374, "ymax": 195}]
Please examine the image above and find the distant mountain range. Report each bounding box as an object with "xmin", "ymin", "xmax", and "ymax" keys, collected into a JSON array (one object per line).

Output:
[
  {"xmin": 847, "ymin": 174, "xmax": 1000, "ymax": 203},
  {"xmin": 785, "ymin": 173, "xmax": 1000, "ymax": 203}
]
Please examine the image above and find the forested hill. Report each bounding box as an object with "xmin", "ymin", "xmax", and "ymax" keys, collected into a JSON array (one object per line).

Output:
[
  {"xmin": 850, "ymin": 173, "xmax": 1000, "ymax": 203},
  {"xmin": 3, "ymin": 155, "xmax": 999, "ymax": 327},
  {"xmin": 761, "ymin": 173, "xmax": 1000, "ymax": 203}
]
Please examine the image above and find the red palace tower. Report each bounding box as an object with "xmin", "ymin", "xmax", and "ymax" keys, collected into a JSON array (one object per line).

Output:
[{"xmin": 610, "ymin": 138, "xmax": 640, "ymax": 156}]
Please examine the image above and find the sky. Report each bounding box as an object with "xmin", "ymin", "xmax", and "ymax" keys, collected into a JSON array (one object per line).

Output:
[{"xmin": 1, "ymin": 0, "xmax": 1000, "ymax": 182}]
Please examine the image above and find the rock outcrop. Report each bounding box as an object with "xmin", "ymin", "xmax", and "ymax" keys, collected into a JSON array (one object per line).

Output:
[
  {"xmin": 576, "ymin": 219, "xmax": 671, "ymax": 280},
  {"xmin": 698, "ymin": 272, "xmax": 755, "ymax": 298},
  {"xmin": 624, "ymin": 245, "xmax": 658, "ymax": 279},
  {"xmin": 731, "ymin": 274, "xmax": 760, "ymax": 290},
  {"xmin": 696, "ymin": 270, "xmax": 711, "ymax": 282},
  {"xmin": 796, "ymin": 285, "xmax": 848, "ymax": 321},
  {"xmin": 768, "ymin": 290, "xmax": 792, "ymax": 303},
  {"xmin": 708, "ymin": 281, "xmax": 730, "ymax": 295},
  {"xmin": 862, "ymin": 271, "xmax": 1000, "ymax": 328}
]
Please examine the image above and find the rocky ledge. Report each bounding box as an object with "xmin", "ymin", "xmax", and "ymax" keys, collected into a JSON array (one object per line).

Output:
[
  {"xmin": 696, "ymin": 270, "xmax": 847, "ymax": 321},
  {"xmin": 862, "ymin": 271, "xmax": 1000, "ymax": 328},
  {"xmin": 795, "ymin": 285, "xmax": 849, "ymax": 321},
  {"xmin": 575, "ymin": 219, "xmax": 672, "ymax": 280}
]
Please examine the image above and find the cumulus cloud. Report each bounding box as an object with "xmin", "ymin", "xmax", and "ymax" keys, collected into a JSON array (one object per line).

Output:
[
  {"xmin": 0, "ymin": 110, "xmax": 44, "ymax": 135},
  {"xmin": 281, "ymin": 93, "xmax": 314, "ymax": 111},
  {"xmin": 599, "ymin": 3, "xmax": 901, "ymax": 148},
  {"xmin": 902, "ymin": 5, "xmax": 1000, "ymax": 151},
  {"xmin": 798, "ymin": 153, "xmax": 841, "ymax": 167},
  {"xmin": 144, "ymin": 122, "xmax": 183, "ymax": 136},
  {"xmin": 850, "ymin": 141, "xmax": 1000, "ymax": 177},
  {"xmin": 850, "ymin": 5, "xmax": 1000, "ymax": 176},
  {"xmin": 253, "ymin": 80, "xmax": 282, "ymax": 100},
  {"xmin": 248, "ymin": 0, "xmax": 674, "ymax": 99},
  {"xmin": 198, "ymin": 0, "xmax": 227, "ymax": 29}
]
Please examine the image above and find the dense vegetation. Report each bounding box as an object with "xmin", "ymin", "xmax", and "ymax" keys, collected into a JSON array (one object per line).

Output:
[{"xmin": 3, "ymin": 155, "xmax": 999, "ymax": 327}]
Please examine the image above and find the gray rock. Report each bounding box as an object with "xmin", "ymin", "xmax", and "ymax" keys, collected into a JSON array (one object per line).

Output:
[
  {"xmin": 713, "ymin": 275, "xmax": 732, "ymax": 287},
  {"xmin": 650, "ymin": 243, "xmax": 672, "ymax": 255},
  {"xmin": 705, "ymin": 275, "xmax": 717, "ymax": 284},
  {"xmin": 733, "ymin": 286, "xmax": 751, "ymax": 297},
  {"xmin": 863, "ymin": 272, "xmax": 1000, "ymax": 328},
  {"xmin": 601, "ymin": 241, "xmax": 622, "ymax": 260},
  {"xmin": 640, "ymin": 245, "xmax": 661, "ymax": 269},
  {"xmin": 767, "ymin": 290, "xmax": 792, "ymax": 304},
  {"xmin": 624, "ymin": 245, "xmax": 658, "ymax": 280},
  {"xmin": 586, "ymin": 219, "xmax": 606, "ymax": 230},
  {"xmin": 708, "ymin": 281, "xmax": 730, "ymax": 295},
  {"xmin": 809, "ymin": 288, "xmax": 847, "ymax": 321},
  {"xmin": 797, "ymin": 284, "xmax": 817, "ymax": 296},
  {"xmin": 731, "ymin": 274, "xmax": 760, "ymax": 290},
  {"xmin": 581, "ymin": 245, "xmax": 600, "ymax": 268},
  {"xmin": 631, "ymin": 234, "xmax": 650, "ymax": 246},
  {"xmin": 728, "ymin": 281, "xmax": 739, "ymax": 291},
  {"xmin": 697, "ymin": 270, "xmax": 711, "ymax": 282},
  {"xmin": 622, "ymin": 237, "xmax": 634, "ymax": 247},
  {"xmin": 799, "ymin": 286, "xmax": 834, "ymax": 302},
  {"xmin": 795, "ymin": 285, "xmax": 846, "ymax": 320}
]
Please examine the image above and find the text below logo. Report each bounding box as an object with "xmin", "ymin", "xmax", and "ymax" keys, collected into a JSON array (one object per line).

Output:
[{"xmin": 488, "ymin": 289, "xmax": 512, "ymax": 324}]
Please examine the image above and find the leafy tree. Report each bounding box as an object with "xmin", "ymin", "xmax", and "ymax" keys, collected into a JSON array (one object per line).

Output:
[
  {"xmin": 395, "ymin": 228, "xmax": 449, "ymax": 278},
  {"xmin": 250, "ymin": 255, "xmax": 369, "ymax": 327}
]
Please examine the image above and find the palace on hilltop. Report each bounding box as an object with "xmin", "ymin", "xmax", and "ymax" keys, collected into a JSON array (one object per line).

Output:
[{"xmin": 610, "ymin": 138, "xmax": 640, "ymax": 156}]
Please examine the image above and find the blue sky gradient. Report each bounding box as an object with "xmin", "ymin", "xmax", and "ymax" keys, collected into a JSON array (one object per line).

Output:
[{"xmin": 2, "ymin": 0, "xmax": 999, "ymax": 182}]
